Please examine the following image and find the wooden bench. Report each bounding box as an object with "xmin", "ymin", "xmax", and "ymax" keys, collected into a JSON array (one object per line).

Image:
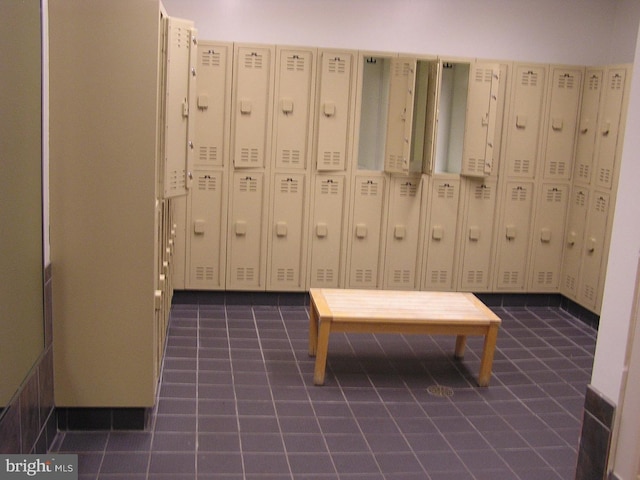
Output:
[{"xmin": 308, "ymin": 288, "xmax": 501, "ymax": 387}]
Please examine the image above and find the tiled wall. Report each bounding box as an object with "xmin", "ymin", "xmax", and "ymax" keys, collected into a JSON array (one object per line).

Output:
[{"xmin": 0, "ymin": 265, "xmax": 56, "ymax": 454}]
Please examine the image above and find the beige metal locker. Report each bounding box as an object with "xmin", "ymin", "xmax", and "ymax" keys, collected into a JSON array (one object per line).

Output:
[
  {"xmin": 227, "ymin": 172, "xmax": 267, "ymax": 289},
  {"xmin": 232, "ymin": 44, "xmax": 275, "ymax": 168},
  {"xmin": 171, "ymin": 195, "xmax": 188, "ymax": 289},
  {"xmin": 594, "ymin": 67, "xmax": 627, "ymax": 190},
  {"xmin": 577, "ymin": 191, "xmax": 611, "ymax": 312},
  {"xmin": 347, "ymin": 174, "xmax": 386, "ymax": 288},
  {"xmin": 461, "ymin": 62, "xmax": 501, "ymax": 177},
  {"xmin": 458, "ymin": 177, "xmax": 498, "ymax": 292},
  {"xmin": 422, "ymin": 176, "xmax": 461, "ymax": 291},
  {"xmin": 273, "ymin": 47, "xmax": 317, "ymax": 170},
  {"xmin": 309, "ymin": 175, "xmax": 347, "ymax": 287},
  {"xmin": 542, "ymin": 67, "xmax": 583, "ymax": 180},
  {"xmin": 561, "ymin": 187, "xmax": 590, "ymax": 299},
  {"xmin": 384, "ymin": 57, "xmax": 418, "ymax": 174},
  {"xmin": 188, "ymin": 170, "xmax": 227, "ymax": 289},
  {"xmin": 315, "ymin": 50, "xmax": 356, "ymax": 171},
  {"xmin": 573, "ymin": 69, "xmax": 604, "ymax": 185},
  {"xmin": 267, "ymin": 173, "xmax": 308, "ymax": 290},
  {"xmin": 503, "ymin": 64, "xmax": 548, "ymax": 178},
  {"xmin": 420, "ymin": 60, "xmax": 440, "ymax": 175},
  {"xmin": 194, "ymin": 41, "xmax": 232, "ymax": 168},
  {"xmin": 528, "ymin": 183, "xmax": 570, "ymax": 292},
  {"xmin": 495, "ymin": 181, "xmax": 535, "ymax": 290},
  {"xmin": 163, "ymin": 17, "xmax": 197, "ymax": 197},
  {"xmin": 383, "ymin": 175, "xmax": 423, "ymax": 290}
]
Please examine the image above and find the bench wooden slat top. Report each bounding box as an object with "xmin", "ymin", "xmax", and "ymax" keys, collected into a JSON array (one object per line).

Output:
[{"xmin": 310, "ymin": 288, "xmax": 501, "ymax": 326}]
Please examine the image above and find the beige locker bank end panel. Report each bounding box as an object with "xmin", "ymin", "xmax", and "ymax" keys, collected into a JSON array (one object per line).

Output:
[{"xmin": 50, "ymin": 0, "xmax": 165, "ymax": 407}]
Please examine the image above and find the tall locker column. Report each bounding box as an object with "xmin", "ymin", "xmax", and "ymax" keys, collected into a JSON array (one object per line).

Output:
[
  {"xmin": 308, "ymin": 49, "xmax": 357, "ymax": 288},
  {"xmin": 227, "ymin": 44, "xmax": 275, "ymax": 290},
  {"xmin": 561, "ymin": 187, "xmax": 590, "ymax": 299},
  {"xmin": 573, "ymin": 69, "xmax": 604, "ymax": 186},
  {"xmin": 187, "ymin": 42, "xmax": 232, "ymax": 290},
  {"xmin": 267, "ymin": 47, "xmax": 316, "ymax": 291}
]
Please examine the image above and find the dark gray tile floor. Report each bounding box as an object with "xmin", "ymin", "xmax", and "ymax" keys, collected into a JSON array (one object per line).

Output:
[{"xmin": 53, "ymin": 297, "xmax": 596, "ymax": 479}]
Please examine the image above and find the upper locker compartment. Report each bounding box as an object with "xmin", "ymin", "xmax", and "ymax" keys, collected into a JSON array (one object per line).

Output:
[
  {"xmin": 426, "ymin": 59, "xmax": 503, "ymax": 177},
  {"xmin": 162, "ymin": 17, "xmax": 197, "ymax": 198}
]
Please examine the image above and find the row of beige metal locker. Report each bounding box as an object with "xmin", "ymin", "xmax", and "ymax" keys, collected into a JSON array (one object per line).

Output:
[{"xmin": 169, "ymin": 41, "xmax": 630, "ymax": 315}]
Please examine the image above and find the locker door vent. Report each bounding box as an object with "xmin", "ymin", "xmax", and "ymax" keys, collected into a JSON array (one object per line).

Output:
[
  {"xmin": 475, "ymin": 68, "xmax": 493, "ymax": 84},
  {"xmin": 510, "ymin": 186, "xmax": 529, "ymax": 201},
  {"xmin": 198, "ymin": 174, "xmax": 217, "ymax": 191},
  {"xmin": 281, "ymin": 149, "xmax": 302, "ymax": 166},
  {"xmin": 195, "ymin": 266, "xmax": 215, "ymax": 281},
  {"xmin": 168, "ymin": 169, "xmax": 186, "ymax": 192},
  {"xmin": 328, "ymin": 57, "xmax": 346, "ymax": 74},
  {"xmin": 512, "ymin": 159, "xmax": 531, "ymax": 175},
  {"xmin": 598, "ymin": 168, "xmax": 611, "ymax": 186},
  {"xmin": 236, "ymin": 267, "xmax": 256, "ymax": 282},
  {"xmin": 276, "ymin": 268, "xmax": 295, "ymax": 282},
  {"xmin": 199, "ymin": 146, "xmax": 218, "ymax": 163},
  {"xmin": 240, "ymin": 148, "xmax": 260, "ymax": 165},
  {"xmin": 466, "ymin": 270, "xmax": 484, "ymax": 284},
  {"xmin": 464, "ymin": 158, "xmax": 485, "ymax": 175},
  {"xmin": 557, "ymin": 74, "xmax": 576, "ymax": 89},
  {"xmin": 393, "ymin": 269, "xmax": 412, "ymax": 284},
  {"xmin": 437, "ymin": 184, "xmax": 455, "ymax": 199},
  {"xmin": 474, "ymin": 184, "xmax": 492, "ymax": 200},
  {"xmin": 545, "ymin": 187, "xmax": 563, "ymax": 203},
  {"xmin": 583, "ymin": 284, "xmax": 596, "ymax": 302},
  {"xmin": 610, "ymin": 74, "xmax": 623, "ymax": 91},
  {"xmin": 565, "ymin": 274, "xmax": 576, "ymax": 291},
  {"xmin": 399, "ymin": 182, "xmax": 418, "ymax": 197},
  {"xmin": 244, "ymin": 52, "xmax": 264, "ymax": 69},
  {"xmin": 577, "ymin": 164, "xmax": 590, "ymax": 181},
  {"xmin": 286, "ymin": 55, "xmax": 306, "ymax": 72},
  {"xmin": 588, "ymin": 75, "xmax": 600, "ymax": 91},
  {"xmin": 537, "ymin": 271, "xmax": 554, "ymax": 286},
  {"xmin": 431, "ymin": 270, "xmax": 448, "ymax": 284},
  {"xmin": 575, "ymin": 190, "xmax": 587, "ymax": 207},
  {"xmin": 595, "ymin": 196, "xmax": 608, "ymax": 213},
  {"xmin": 239, "ymin": 177, "xmax": 259, "ymax": 193},
  {"xmin": 548, "ymin": 161, "xmax": 566, "ymax": 177},
  {"xmin": 171, "ymin": 25, "xmax": 189, "ymax": 50},
  {"xmin": 387, "ymin": 154, "xmax": 404, "ymax": 172},
  {"xmin": 279, "ymin": 177, "xmax": 299, "ymax": 194},
  {"xmin": 521, "ymin": 70, "xmax": 539, "ymax": 87},
  {"xmin": 201, "ymin": 50, "xmax": 221, "ymax": 67},
  {"xmin": 355, "ymin": 269, "xmax": 373, "ymax": 284},
  {"xmin": 360, "ymin": 180, "xmax": 379, "ymax": 196},
  {"xmin": 320, "ymin": 180, "xmax": 340, "ymax": 195},
  {"xmin": 502, "ymin": 271, "xmax": 520, "ymax": 285},
  {"xmin": 321, "ymin": 151, "xmax": 343, "ymax": 168},
  {"xmin": 316, "ymin": 268, "xmax": 335, "ymax": 283}
]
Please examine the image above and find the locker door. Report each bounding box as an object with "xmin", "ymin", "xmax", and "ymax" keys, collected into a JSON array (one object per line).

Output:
[
  {"xmin": 577, "ymin": 191, "xmax": 610, "ymax": 312},
  {"xmin": 195, "ymin": 42, "xmax": 232, "ymax": 168},
  {"xmin": 188, "ymin": 170, "xmax": 226, "ymax": 289},
  {"xmin": 504, "ymin": 64, "xmax": 547, "ymax": 178},
  {"xmin": 383, "ymin": 176, "xmax": 423, "ymax": 290},
  {"xmin": 309, "ymin": 175, "xmax": 346, "ymax": 287},
  {"xmin": 227, "ymin": 172, "xmax": 266, "ymax": 289},
  {"xmin": 573, "ymin": 69, "xmax": 604, "ymax": 185},
  {"xmin": 172, "ymin": 195, "xmax": 188, "ymax": 289},
  {"xmin": 543, "ymin": 67, "xmax": 583, "ymax": 180},
  {"xmin": 420, "ymin": 60, "xmax": 440, "ymax": 175},
  {"xmin": 385, "ymin": 57, "xmax": 417, "ymax": 174},
  {"xmin": 561, "ymin": 188, "xmax": 589, "ymax": 299},
  {"xmin": 495, "ymin": 181, "xmax": 535, "ymax": 290},
  {"xmin": 347, "ymin": 175, "xmax": 385, "ymax": 288},
  {"xmin": 422, "ymin": 177, "xmax": 461, "ymax": 290},
  {"xmin": 461, "ymin": 62, "xmax": 501, "ymax": 177},
  {"xmin": 232, "ymin": 45, "xmax": 274, "ymax": 168},
  {"xmin": 594, "ymin": 67, "xmax": 627, "ymax": 190},
  {"xmin": 268, "ymin": 173, "xmax": 307, "ymax": 290},
  {"xmin": 529, "ymin": 183, "xmax": 569, "ymax": 292},
  {"xmin": 458, "ymin": 177, "xmax": 498, "ymax": 292},
  {"xmin": 316, "ymin": 50, "xmax": 355, "ymax": 171},
  {"xmin": 163, "ymin": 17, "xmax": 196, "ymax": 197},
  {"xmin": 273, "ymin": 47, "xmax": 316, "ymax": 170}
]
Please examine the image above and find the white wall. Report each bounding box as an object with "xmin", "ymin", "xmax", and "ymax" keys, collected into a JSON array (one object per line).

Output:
[{"xmin": 163, "ymin": 0, "xmax": 632, "ymax": 65}]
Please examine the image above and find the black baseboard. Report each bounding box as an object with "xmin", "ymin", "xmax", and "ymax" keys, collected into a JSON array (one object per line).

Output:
[{"xmin": 57, "ymin": 407, "xmax": 149, "ymax": 431}]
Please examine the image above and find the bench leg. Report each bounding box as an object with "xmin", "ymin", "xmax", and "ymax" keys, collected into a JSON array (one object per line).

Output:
[
  {"xmin": 454, "ymin": 335, "xmax": 467, "ymax": 359},
  {"xmin": 313, "ymin": 321, "xmax": 331, "ymax": 386},
  {"xmin": 478, "ymin": 324, "xmax": 499, "ymax": 387},
  {"xmin": 308, "ymin": 301, "xmax": 319, "ymax": 357}
]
